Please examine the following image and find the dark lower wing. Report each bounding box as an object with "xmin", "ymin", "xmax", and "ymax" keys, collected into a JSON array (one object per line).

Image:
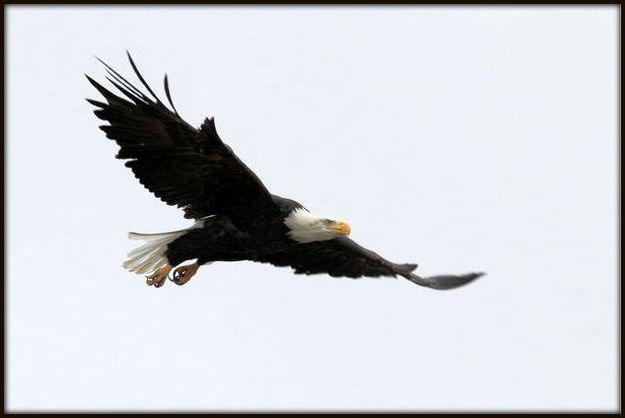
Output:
[{"xmin": 253, "ymin": 236, "xmax": 483, "ymax": 290}]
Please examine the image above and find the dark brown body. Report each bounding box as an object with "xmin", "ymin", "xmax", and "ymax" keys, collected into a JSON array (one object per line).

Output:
[{"xmin": 166, "ymin": 195, "xmax": 302, "ymax": 266}]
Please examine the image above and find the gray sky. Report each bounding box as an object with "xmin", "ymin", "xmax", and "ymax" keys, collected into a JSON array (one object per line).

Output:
[{"xmin": 7, "ymin": 6, "xmax": 618, "ymax": 412}]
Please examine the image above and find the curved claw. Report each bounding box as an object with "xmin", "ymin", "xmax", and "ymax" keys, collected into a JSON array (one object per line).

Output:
[
  {"xmin": 145, "ymin": 265, "xmax": 173, "ymax": 288},
  {"xmin": 169, "ymin": 263, "xmax": 200, "ymax": 286}
]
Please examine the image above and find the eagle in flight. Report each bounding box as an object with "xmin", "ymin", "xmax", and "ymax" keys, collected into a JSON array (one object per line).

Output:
[{"xmin": 87, "ymin": 53, "xmax": 483, "ymax": 290}]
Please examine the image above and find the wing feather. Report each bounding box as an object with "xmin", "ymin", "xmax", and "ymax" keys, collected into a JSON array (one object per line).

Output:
[
  {"xmin": 254, "ymin": 237, "xmax": 417, "ymax": 278},
  {"xmin": 163, "ymin": 74, "xmax": 180, "ymax": 116},
  {"xmin": 87, "ymin": 54, "xmax": 280, "ymax": 226},
  {"xmin": 253, "ymin": 237, "xmax": 483, "ymax": 290}
]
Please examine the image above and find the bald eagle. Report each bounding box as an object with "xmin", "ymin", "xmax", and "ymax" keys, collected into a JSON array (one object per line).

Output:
[{"xmin": 87, "ymin": 53, "xmax": 483, "ymax": 290}]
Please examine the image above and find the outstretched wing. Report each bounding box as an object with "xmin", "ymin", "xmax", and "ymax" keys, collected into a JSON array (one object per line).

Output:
[
  {"xmin": 253, "ymin": 237, "xmax": 483, "ymax": 290},
  {"xmin": 87, "ymin": 53, "xmax": 280, "ymax": 227}
]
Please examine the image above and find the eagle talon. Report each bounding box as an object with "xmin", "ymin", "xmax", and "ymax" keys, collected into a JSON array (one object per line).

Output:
[
  {"xmin": 145, "ymin": 265, "xmax": 172, "ymax": 288},
  {"xmin": 171, "ymin": 263, "xmax": 200, "ymax": 286}
]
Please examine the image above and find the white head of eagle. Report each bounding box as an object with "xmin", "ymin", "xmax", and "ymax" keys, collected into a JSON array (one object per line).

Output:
[{"xmin": 284, "ymin": 208, "xmax": 351, "ymax": 244}]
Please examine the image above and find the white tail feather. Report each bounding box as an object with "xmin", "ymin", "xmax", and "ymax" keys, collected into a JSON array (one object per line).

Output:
[
  {"xmin": 128, "ymin": 231, "xmax": 187, "ymax": 241},
  {"xmin": 123, "ymin": 220, "xmax": 207, "ymax": 274}
]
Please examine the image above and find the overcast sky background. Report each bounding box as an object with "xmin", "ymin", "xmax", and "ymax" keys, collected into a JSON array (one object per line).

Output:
[{"xmin": 6, "ymin": 6, "xmax": 618, "ymax": 412}]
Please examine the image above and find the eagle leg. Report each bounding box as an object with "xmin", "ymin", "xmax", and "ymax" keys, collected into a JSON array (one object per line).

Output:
[
  {"xmin": 145, "ymin": 265, "xmax": 173, "ymax": 288},
  {"xmin": 170, "ymin": 262, "xmax": 200, "ymax": 286}
]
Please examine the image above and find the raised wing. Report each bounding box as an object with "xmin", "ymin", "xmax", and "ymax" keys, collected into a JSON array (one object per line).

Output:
[
  {"xmin": 253, "ymin": 237, "xmax": 483, "ymax": 290},
  {"xmin": 87, "ymin": 53, "xmax": 280, "ymax": 227}
]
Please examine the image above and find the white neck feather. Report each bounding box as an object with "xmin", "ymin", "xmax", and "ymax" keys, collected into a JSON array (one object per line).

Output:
[{"xmin": 284, "ymin": 208, "xmax": 341, "ymax": 244}]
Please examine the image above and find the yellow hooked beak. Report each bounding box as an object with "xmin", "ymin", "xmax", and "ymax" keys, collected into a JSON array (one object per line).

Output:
[{"xmin": 329, "ymin": 221, "xmax": 351, "ymax": 236}]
